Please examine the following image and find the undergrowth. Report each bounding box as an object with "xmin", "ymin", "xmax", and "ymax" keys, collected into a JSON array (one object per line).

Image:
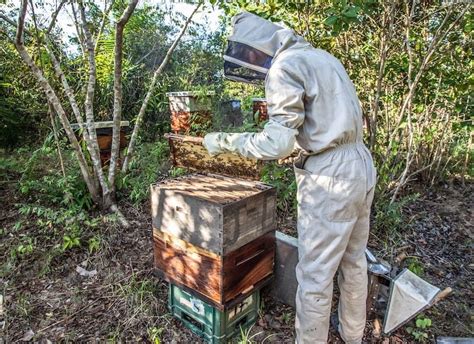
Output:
[{"xmin": 117, "ymin": 140, "xmax": 170, "ymax": 204}]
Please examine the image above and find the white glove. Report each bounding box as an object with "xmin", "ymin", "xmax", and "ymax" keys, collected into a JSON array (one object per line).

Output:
[{"xmin": 203, "ymin": 132, "xmax": 226, "ymax": 156}]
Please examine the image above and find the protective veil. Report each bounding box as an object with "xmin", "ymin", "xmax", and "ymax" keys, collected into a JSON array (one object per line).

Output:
[{"xmin": 204, "ymin": 12, "xmax": 376, "ymax": 344}]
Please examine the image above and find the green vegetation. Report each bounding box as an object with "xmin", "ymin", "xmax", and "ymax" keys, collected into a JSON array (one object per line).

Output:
[
  {"xmin": 406, "ymin": 315, "xmax": 433, "ymax": 342},
  {"xmin": 0, "ymin": 0, "xmax": 472, "ymax": 342}
]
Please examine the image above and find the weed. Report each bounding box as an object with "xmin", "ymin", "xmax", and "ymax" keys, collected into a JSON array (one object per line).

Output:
[
  {"xmin": 118, "ymin": 276, "xmax": 158, "ymax": 308},
  {"xmin": 281, "ymin": 312, "xmax": 292, "ymax": 325},
  {"xmin": 118, "ymin": 141, "xmax": 169, "ymax": 204},
  {"xmin": 237, "ymin": 323, "xmax": 277, "ymax": 344},
  {"xmin": 373, "ymin": 193, "xmax": 418, "ymax": 235},
  {"xmin": 406, "ymin": 315, "xmax": 432, "ymax": 342},
  {"xmin": 15, "ymin": 238, "xmax": 34, "ymax": 257},
  {"xmin": 407, "ymin": 257, "xmax": 424, "ymax": 276},
  {"xmin": 13, "ymin": 221, "xmax": 23, "ymax": 231},
  {"xmin": 169, "ymin": 167, "xmax": 187, "ymax": 178},
  {"xmin": 258, "ymin": 297, "xmax": 265, "ymax": 320},
  {"xmin": 148, "ymin": 326, "xmax": 164, "ymax": 344},
  {"xmin": 88, "ymin": 235, "xmax": 101, "ymax": 253},
  {"xmin": 62, "ymin": 234, "xmax": 81, "ymax": 251},
  {"xmin": 18, "ymin": 139, "xmax": 93, "ymax": 210},
  {"xmin": 16, "ymin": 294, "xmax": 32, "ymax": 318},
  {"xmin": 238, "ymin": 323, "xmax": 258, "ymax": 344}
]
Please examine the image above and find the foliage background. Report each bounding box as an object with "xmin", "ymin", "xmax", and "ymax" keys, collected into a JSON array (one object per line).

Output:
[{"xmin": 0, "ymin": 0, "xmax": 471, "ymax": 221}]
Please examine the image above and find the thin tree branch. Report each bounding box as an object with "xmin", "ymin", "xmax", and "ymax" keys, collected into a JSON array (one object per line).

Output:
[
  {"xmin": 70, "ymin": 1, "xmax": 87, "ymax": 58},
  {"xmin": 0, "ymin": 14, "xmax": 19, "ymax": 29},
  {"xmin": 122, "ymin": 2, "xmax": 202, "ymax": 173},
  {"xmin": 29, "ymin": 0, "xmax": 67, "ymax": 181},
  {"xmin": 108, "ymin": 0, "xmax": 139, "ymax": 191},
  {"xmin": 369, "ymin": 1, "xmax": 395, "ymax": 150},
  {"xmin": 385, "ymin": 5, "xmax": 466, "ymax": 162},
  {"xmin": 48, "ymin": 104, "xmax": 67, "ymax": 179},
  {"xmin": 46, "ymin": 0, "xmax": 67, "ymax": 34},
  {"xmin": 94, "ymin": 0, "xmax": 115, "ymax": 54}
]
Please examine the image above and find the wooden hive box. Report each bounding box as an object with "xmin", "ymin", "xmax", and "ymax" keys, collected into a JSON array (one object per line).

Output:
[
  {"xmin": 154, "ymin": 230, "xmax": 274, "ymax": 309},
  {"xmin": 166, "ymin": 91, "xmax": 213, "ymax": 135},
  {"xmin": 150, "ymin": 173, "xmax": 277, "ymax": 307},
  {"xmin": 150, "ymin": 174, "xmax": 276, "ymax": 255}
]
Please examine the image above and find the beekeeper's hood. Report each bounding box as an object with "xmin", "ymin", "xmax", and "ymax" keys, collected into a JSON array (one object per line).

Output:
[{"xmin": 224, "ymin": 11, "xmax": 309, "ymax": 84}]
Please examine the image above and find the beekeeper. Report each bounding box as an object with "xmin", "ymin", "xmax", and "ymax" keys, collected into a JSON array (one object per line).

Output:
[{"xmin": 203, "ymin": 12, "xmax": 376, "ymax": 344}]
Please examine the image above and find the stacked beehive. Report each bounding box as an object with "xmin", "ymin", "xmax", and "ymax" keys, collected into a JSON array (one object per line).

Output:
[
  {"xmin": 151, "ymin": 92, "xmax": 277, "ymax": 342},
  {"xmin": 151, "ymin": 173, "xmax": 277, "ymax": 343}
]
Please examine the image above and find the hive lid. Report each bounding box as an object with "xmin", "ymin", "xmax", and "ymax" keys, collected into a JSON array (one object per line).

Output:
[
  {"xmin": 153, "ymin": 173, "xmax": 272, "ymax": 204},
  {"xmin": 70, "ymin": 121, "xmax": 129, "ymax": 130}
]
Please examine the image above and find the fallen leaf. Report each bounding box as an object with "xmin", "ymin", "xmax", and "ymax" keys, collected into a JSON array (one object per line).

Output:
[
  {"xmin": 21, "ymin": 329, "xmax": 34, "ymax": 341},
  {"xmin": 75, "ymin": 266, "xmax": 97, "ymax": 278}
]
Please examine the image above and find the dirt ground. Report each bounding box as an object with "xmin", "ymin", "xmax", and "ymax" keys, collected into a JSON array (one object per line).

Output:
[{"xmin": 0, "ymin": 178, "xmax": 472, "ymax": 343}]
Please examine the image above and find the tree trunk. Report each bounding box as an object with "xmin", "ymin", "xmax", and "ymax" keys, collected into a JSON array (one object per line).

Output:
[
  {"xmin": 108, "ymin": 0, "xmax": 139, "ymax": 197},
  {"xmin": 78, "ymin": 0, "xmax": 112, "ymax": 207}
]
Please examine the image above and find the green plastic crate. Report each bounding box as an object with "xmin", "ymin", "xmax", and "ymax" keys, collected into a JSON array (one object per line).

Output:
[{"xmin": 168, "ymin": 283, "xmax": 259, "ymax": 343}]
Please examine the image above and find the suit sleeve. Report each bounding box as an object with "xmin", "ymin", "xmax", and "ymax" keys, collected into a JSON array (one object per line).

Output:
[{"xmin": 217, "ymin": 67, "xmax": 306, "ymax": 160}]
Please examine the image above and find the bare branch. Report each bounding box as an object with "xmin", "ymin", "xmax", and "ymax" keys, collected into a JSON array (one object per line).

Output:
[
  {"xmin": 70, "ymin": 1, "xmax": 87, "ymax": 58},
  {"xmin": 108, "ymin": 0, "xmax": 139, "ymax": 190},
  {"xmin": 122, "ymin": 2, "xmax": 202, "ymax": 173},
  {"xmin": 1, "ymin": 14, "xmax": 19, "ymax": 29},
  {"xmin": 385, "ymin": 5, "xmax": 467, "ymax": 165},
  {"xmin": 94, "ymin": 0, "xmax": 115, "ymax": 54},
  {"xmin": 15, "ymin": 0, "xmax": 28, "ymax": 45},
  {"xmin": 46, "ymin": 0, "xmax": 67, "ymax": 34},
  {"xmin": 48, "ymin": 104, "xmax": 67, "ymax": 179},
  {"xmin": 0, "ymin": 25, "xmax": 14, "ymax": 44},
  {"xmin": 369, "ymin": 1, "xmax": 396, "ymax": 150}
]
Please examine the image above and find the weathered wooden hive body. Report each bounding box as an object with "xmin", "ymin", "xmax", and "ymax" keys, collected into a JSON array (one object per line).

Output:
[
  {"xmin": 166, "ymin": 91, "xmax": 213, "ymax": 135},
  {"xmin": 151, "ymin": 174, "xmax": 277, "ymax": 308}
]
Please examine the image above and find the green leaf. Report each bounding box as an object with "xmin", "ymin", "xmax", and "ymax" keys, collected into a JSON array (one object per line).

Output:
[
  {"xmin": 324, "ymin": 15, "xmax": 339, "ymax": 26},
  {"xmin": 343, "ymin": 6, "xmax": 359, "ymax": 18}
]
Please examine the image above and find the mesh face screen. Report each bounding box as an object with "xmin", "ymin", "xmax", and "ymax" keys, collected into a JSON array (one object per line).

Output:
[
  {"xmin": 224, "ymin": 41, "xmax": 273, "ymax": 70},
  {"xmin": 223, "ymin": 61, "xmax": 266, "ymax": 84}
]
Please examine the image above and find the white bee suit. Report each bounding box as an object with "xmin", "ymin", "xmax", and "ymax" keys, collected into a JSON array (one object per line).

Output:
[{"xmin": 204, "ymin": 12, "xmax": 376, "ymax": 344}]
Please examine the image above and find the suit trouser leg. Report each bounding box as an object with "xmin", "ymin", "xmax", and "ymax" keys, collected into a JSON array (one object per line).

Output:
[
  {"xmin": 337, "ymin": 187, "xmax": 375, "ymax": 343},
  {"xmin": 294, "ymin": 143, "xmax": 375, "ymax": 344}
]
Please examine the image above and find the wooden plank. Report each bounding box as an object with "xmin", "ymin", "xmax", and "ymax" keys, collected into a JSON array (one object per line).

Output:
[
  {"xmin": 152, "ymin": 173, "xmax": 268, "ymax": 204},
  {"xmin": 70, "ymin": 120, "xmax": 129, "ymax": 130},
  {"xmin": 151, "ymin": 187, "xmax": 223, "ymax": 254},
  {"xmin": 153, "ymin": 229, "xmax": 220, "ymax": 259},
  {"xmin": 170, "ymin": 110, "xmax": 212, "ymax": 135}
]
